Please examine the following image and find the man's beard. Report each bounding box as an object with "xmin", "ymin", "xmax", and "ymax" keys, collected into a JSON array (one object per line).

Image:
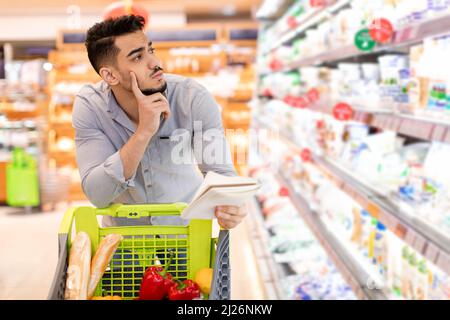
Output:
[{"xmin": 141, "ymin": 81, "xmax": 167, "ymax": 96}]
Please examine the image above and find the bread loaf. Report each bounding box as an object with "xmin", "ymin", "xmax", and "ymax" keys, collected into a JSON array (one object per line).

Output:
[
  {"xmin": 87, "ymin": 234, "xmax": 123, "ymax": 298},
  {"xmin": 64, "ymin": 232, "xmax": 91, "ymax": 300}
]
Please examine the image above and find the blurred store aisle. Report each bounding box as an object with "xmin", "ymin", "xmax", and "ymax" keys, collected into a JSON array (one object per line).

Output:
[{"xmin": 0, "ymin": 203, "xmax": 85, "ymax": 299}]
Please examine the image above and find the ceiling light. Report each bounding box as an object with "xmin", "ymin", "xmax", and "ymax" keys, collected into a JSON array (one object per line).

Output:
[
  {"xmin": 222, "ymin": 4, "xmax": 237, "ymax": 16},
  {"xmin": 43, "ymin": 62, "xmax": 53, "ymax": 72}
]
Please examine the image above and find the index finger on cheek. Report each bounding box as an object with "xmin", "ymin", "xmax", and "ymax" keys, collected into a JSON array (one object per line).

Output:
[{"xmin": 130, "ymin": 72, "xmax": 143, "ymax": 99}]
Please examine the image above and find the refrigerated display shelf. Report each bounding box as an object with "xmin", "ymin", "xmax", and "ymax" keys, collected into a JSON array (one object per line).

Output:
[
  {"xmin": 257, "ymin": 0, "xmax": 296, "ymax": 22},
  {"xmin": 311, "ymin": 99, "xmax": 450, "ymax": 143},
  {"xmin": 254, "ymin": 119, "xmax": 450, "ymax": 276},
  {"xmin": 261, "ymin": 0, "xmax": 352, "ymax": 56},
  {"xmin": 310, "ymin": 154, "xmax": 450, "ymax": 276},
  {"xmin": 274, "ymin": 172, "xmax": 387, "ymax": 300},
  {"xmin": 261, "ymin": 10, "xmax": 450, "ymax": 74},
  {"xmin": 260, "ymin": 98, "xmax": 450, "ymax": 143}
]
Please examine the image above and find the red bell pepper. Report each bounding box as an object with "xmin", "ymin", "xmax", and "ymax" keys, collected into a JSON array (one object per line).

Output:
[
  {"xmin": 138, "ymin": 251, "xmax": 175, "ymax": 300},
  {"xmin": 168, "ymin": 279, "xmax": 201, "ymax": 300}
]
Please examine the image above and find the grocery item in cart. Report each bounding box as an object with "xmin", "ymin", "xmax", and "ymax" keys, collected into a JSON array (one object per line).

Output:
[
  {"xmin": 64, "ymin": 232, "xmax": 91, "ymax": 300},
  {"xmin": 88, "ymin": 234, "xmax": 123, "ymax": 299}
]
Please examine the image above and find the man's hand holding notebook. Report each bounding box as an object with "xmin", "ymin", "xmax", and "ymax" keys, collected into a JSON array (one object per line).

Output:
[{"xmin": 181, "ymin": 171, "xmax": 261, "ymax": 220}]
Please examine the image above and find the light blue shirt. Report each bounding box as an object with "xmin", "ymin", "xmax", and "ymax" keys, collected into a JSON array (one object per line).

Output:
[{"xmin": 72, "ymin": 74, "xmax": 237, "ymax": 227}]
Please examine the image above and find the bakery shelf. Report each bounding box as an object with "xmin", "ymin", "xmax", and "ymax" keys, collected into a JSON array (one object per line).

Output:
[
  {"xmin": 255, "ymin": 120, "xmax": 450, "ymax": 276},
  {"xmin": 274, "ymin": 172, "xmax": 387, "ymax": 300},
  {"xmin": 48, "ymin": 150, "xmax": 76, "ymax": 159},
  {"xmin": 69, "ymin": 182, "xmax": 86, "ymax": 201}
]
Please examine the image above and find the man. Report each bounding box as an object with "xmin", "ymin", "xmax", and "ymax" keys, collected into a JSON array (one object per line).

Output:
[{"xmin": 73, "ymin": 15, "xmax": 247, "ymax": 229}]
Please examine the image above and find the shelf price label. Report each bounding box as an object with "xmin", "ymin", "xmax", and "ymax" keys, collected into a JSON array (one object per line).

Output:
[
  {"xmin": 278, "ymin": 187, "xmax": 290, "ymax": 197},
  {"xmin": 354, "ymin": 29, "xmax": 376, "ymax": 52},
  {"xmin": 369, "ymin": 18, "xmax": 394, "ymax": 44},
  {"xmin": 333, "ymin": 102, "xmax": 353, "ymax": 121},
  {"xmin": 300, "ymin": 148, "xmax": 312, "ymax": 162},
  {"xmin": 307, "ymin": 88, "xmax": 320, "ymax": 103}
]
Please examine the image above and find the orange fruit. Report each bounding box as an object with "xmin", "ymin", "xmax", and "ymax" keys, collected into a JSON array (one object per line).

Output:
[{"xmin": 195, "ymin": 268, "xmax": 213, "ymax": 294}]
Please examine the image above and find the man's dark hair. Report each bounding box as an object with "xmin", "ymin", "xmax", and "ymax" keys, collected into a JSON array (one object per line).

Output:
[{"xmin": 85, "ymin": 15, "xmax": 145, "ymax": 73}]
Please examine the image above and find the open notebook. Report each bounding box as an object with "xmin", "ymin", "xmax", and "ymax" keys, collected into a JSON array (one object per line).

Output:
[{"xmin": 181, "ymin": 171, "xmax": 261, "ymax": 220}]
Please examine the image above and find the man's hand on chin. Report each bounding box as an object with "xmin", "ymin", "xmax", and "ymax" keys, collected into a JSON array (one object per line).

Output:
[{"xmin": 214, "ymin": 205, "xmax": 248, "ymax": 229}]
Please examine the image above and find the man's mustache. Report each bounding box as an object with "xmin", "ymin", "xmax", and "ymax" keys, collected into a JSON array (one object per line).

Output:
[{"xmin": 150, "ymin": 66, "xmax": 164, "ymax": 76}]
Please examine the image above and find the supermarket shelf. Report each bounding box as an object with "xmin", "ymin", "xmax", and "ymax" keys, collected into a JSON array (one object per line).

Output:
[
  {"xmin": 48, "ymin": 121, "xmax": 74, "ymax": 130},
  {"xmin": 255, "ymin": 119, "xmax": 450, "ymax": 276},
  {"xmin": 262, "ymin": 0, "xmax": 352, "ymax": 56},
  {"xmin": 275, "ymin": 172, "xmax": 387, "ymax": 300},
  {"xmin": 310, "ymin": 154, "xmax": 450, "ymax": 276},
  {"xmin": 265, "ymin": 98, "xmax": 450, "ymax": 143},
  {"xmin": 246, "ymin": 196, "xmax": 293, "ymax": 300},
  {"xmin": 317, "ymin": 98, "xmax": 450, "ymax": 143},
  {"xmin": 262, "ymin": 11, "xmax": 450, "ymax": 73}
]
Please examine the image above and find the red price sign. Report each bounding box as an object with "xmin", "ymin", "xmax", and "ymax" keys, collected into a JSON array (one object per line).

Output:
[
  {"xmin": 279, "ymin": 187, "xmax": 290, "ymax": 197},
  {"xmin": 301, "ymin": 148, "xmax": 312, "ymax": 162},
  {"xmin": 307, "ymin": 88, "xmax": 320, "ymax": 103},
  {"xmin": 287, "ymin": 16, "xmax": 298, "ymax": 29},
  {"xmin": 316, "ymin": 119, "xmax": 325, "ymax": 129},
  {"xmin": 293, "ymin": 96, "xmax": 309, "ymax": 109},
  {"xmin": 310, "ymin": 0, "xmax": 326, "ymax": 7},
  {"xmin": 269, "ymin": 59, "xmax": 283, "ymax": 71},
  {"xmin": 369, "ymin": 18, "xmax": 394, "ymax": 43},
  {"xmin": 333, "ymin": 103, "xmax": 353, "ymax": 121}
]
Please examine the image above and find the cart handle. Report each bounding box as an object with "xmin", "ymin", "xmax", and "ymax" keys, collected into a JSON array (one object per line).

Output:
[
  {"xmin": 58, "ymin": 202, "xmax": 188, "ymax": 236},
  {"xmin": 93, "ymin": 202, "xmax": 188, "ymax": 219}
]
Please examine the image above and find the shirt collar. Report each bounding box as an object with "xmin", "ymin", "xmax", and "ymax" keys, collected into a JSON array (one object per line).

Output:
[{"xmin": 107, "ymin": 87, "xmax": 136, "ymax": 134}]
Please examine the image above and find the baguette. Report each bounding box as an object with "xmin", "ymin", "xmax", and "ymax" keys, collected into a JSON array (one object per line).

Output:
[
  {"xmin": 87, "ymin": 234, "xmax": 123, "ymax": 298},
  {"xmin": 64, "ymin": 232, "xmax": 91, "ymax": 300}
]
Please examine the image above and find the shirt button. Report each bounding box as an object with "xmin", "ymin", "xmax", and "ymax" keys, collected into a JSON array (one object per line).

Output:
[
  {"xmin": 144, "ymin": 168, "xmax": 149, "ymax": 173},
  {"xmin": 146, "ymin": 184, "xmax": 152, "ymax": 188}
]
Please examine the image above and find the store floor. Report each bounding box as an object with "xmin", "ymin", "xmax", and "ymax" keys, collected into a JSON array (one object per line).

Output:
[{"xmin": 0, "ymin": 203, "xmax": 265, "ymax": 300}]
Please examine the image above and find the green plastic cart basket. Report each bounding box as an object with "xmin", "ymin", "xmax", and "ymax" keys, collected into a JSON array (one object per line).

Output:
[{"xmin": 47, "ymin": 203, "xmax": 230, "ymax": 300}]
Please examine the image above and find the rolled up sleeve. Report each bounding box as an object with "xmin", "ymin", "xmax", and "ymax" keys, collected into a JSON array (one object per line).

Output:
[
  {"xmin": 103, "ymin": 151, "xmax": 136, "ymax": 187},
  {"xmin": 72, "ymin": 97, "xmax": 136, "ymax": 208}
]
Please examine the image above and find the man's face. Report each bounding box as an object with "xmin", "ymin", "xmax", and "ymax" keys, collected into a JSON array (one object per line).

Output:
[{"xmin": 113, "ymin": 31, "xmax": 166, "ymax": 95}]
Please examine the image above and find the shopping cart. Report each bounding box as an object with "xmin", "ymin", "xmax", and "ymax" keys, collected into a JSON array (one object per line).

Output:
[{"xmin": 48, "ymin": 203, "xmax": 230, "ymax": 300}]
